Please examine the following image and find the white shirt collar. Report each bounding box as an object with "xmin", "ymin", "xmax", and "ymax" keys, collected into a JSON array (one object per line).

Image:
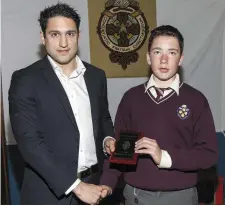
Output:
[
  {"xmin": 145, "ymin": 74, "xmax": 180, "ymax": 95},
  {"xmin": 47, "ymin": 55, "xmax": 86, "ymax": 76}
]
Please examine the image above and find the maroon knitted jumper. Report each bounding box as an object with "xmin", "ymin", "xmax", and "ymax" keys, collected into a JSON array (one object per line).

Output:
[{"xmin": 100, "ymin": 82, "xmax": 218, "ymax": 191}]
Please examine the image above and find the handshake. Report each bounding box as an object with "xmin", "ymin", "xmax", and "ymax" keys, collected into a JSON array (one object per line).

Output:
[
  {"xmin": 73, "ymin": 181, "xmax": 112, "ymax": 205},
  {"xmin": 72, "ymin": 138, "xmax": 115, "ymax": 204}
]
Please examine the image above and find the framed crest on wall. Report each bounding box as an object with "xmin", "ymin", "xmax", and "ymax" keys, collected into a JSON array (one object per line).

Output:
[{"xmin": 88, "ymin": 0, "xmax": 156, "ymax": 78}]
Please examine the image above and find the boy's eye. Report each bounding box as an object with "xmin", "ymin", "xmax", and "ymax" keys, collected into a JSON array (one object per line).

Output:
[
  {"xmin": 153, "ymin": 51, "xmax": 160, "ymax": 54},
  {"xmin": 170, "ymin": 51, "xmax": 176, "ymax": 55}
]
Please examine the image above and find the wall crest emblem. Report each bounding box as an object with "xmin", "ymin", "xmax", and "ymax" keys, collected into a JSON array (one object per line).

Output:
[{"xmin": 97, "ymin": 0, "xmax": 149, "ymax": 69}]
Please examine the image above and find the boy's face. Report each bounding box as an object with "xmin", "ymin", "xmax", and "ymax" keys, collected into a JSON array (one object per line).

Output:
[
  {"xmin": 41, "ymin": 16, "xmax": 79, "ymax": 67},
  {"xmin": 147, "ymin": 35, "xmax": 184, "ymax": 85}
]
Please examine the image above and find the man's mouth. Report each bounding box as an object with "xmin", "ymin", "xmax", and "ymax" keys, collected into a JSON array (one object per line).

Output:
[{"xmin": 57, "ymin": 49, "xmax": 69, "ymax": 55}]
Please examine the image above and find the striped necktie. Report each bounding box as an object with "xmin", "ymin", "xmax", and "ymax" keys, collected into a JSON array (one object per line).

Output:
[{"xmin": 154, "ymin": 87, "xmax": 170, "ymax": 101}]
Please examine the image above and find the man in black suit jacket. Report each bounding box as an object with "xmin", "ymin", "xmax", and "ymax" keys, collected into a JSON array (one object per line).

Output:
[{"xmin": 8, "ymin": 3, "xmax": 115, "ymax": 205}]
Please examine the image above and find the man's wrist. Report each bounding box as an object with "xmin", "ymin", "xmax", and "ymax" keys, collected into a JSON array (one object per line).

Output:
[
  {"xmin": 65, "ymin": 178, "xmax": 81, "ymax": 195},
  {"xmin": 73, "ymin": 181, "xmax": 83, "ymax": 195}
]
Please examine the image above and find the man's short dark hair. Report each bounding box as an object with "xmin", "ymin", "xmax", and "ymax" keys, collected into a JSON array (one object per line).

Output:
[
  {"xmin": 38, "ymin": 3, "xmax": 81, "ymax": 36},
  {"xmin": 148, "ymin": 25, "xmax": 184, "ymax": 54}
]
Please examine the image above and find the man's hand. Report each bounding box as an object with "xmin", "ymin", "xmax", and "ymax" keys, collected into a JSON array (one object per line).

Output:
[
  {"xmin": 135, "ymin": 137, "xmax": 162, "ymax": 165},
  {"xmin": 73, "ymin": 182, "xmax": 103, "ymax": 204},
  {"xmin": 100, "ymin": 185, "xmax": 112, "ymax": 199},
  {"xmin": 104, "ymin": 137, "xmax": 116, "ymax": 154}
]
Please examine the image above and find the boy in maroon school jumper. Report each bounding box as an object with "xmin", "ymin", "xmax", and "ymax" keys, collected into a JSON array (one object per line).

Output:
[{"xmin": 101, "ymin": 25, "xmax": 218, "ymax": 204}]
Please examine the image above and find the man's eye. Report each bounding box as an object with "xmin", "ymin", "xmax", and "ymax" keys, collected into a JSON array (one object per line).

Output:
[
  {"xmin": 67, "ymin": 32, "xmax": 75, "ymax": 36},
  {"xmin": 51, "ymin": 33, "xmax": 59, "ymax": 37}
]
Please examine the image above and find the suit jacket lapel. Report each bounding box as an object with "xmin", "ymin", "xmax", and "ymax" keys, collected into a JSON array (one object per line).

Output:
[
  {"xmin": 41, "ymin": 56, "xmax": 79, "ymax": 131},
  {"xmin": 83, "ymin": 63, "xmax": 98, "ymax": 138}
]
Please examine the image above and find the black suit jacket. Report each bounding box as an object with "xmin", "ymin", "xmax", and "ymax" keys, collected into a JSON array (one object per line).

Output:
[{"xmin": 8, "ymin": 56, "xmax": 114, "ymax": 204}]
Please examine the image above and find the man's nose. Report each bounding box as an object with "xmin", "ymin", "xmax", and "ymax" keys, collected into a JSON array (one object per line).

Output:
[{"xmin": 59, "ymin": 35, "xmax": 68, "ymax": 48}]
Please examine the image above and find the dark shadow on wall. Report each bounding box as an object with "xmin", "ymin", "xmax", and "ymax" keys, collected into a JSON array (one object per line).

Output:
[
  {"xmin": 6, "ymin": 120, "xmax": 24, "ymax": 205},
  {"xmin": 197, "ymin": 165, "xmax": 219, "ymax": 204},
  {"xmin": 37, "ymin": 44, "xmax": 47, "ymax": 59},
  {"xmin": 7, "ymin": 145, "xmax": 24, "ymax": 190}
]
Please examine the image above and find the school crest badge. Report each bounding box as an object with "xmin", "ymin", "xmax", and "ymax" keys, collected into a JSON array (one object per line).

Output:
[{"xmin": 177, "ymin": 104, "xmax": 190, "ymax": 120}]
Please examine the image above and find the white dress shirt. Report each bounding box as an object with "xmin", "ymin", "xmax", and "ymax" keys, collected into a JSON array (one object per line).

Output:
[
  {"xmin": 145, "ymin": 73, "xmax": 180, "ymax": 97},
  {"xmin": 144, "ymin": 74, "xmax": 181, "ymax": 168},
  {"xmin": 48, "ymin": 55, "xmax": 98, "ymax": 194}
]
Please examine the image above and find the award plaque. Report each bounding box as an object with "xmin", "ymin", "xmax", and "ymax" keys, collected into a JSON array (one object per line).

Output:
[{"xmin": 109, "ymin": 132, "xmax": 142, "ymax": 165}]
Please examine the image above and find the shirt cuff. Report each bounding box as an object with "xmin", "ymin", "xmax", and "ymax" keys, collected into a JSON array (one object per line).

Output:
[
  {"xmin": 65, "ymin": 178, "xmax": 81, "ymax": 195},
  {"xmin": 102, "ymin": 136, "xmax": 114, "ymax": 153},
  {"xmin": 157, "ymin": 150, "xmax": 172, "ymax": 168}
]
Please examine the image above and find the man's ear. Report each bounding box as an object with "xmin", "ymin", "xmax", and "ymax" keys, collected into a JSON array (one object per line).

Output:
[{"xmin": 40, "ymin": 31, "xmax": 45, "ymax": 45}]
